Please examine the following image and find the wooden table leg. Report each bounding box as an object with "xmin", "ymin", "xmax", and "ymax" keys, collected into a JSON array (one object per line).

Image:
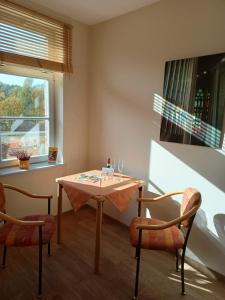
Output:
[
  {"xmin": 138, "ymin": 186, "xmax": 143, "ymax": 217},
  {"xmin": 57, "ymin": 183, "xmax": 63, "ymax": 244},
  {"xmin": 94, "ymin": 198, "xmax": 104, "ymax": 274}
]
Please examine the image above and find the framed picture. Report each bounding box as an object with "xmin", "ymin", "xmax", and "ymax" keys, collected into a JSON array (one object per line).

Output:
[{"xmin": 160, "ymin": 52, "xmax": 225, "ymax": 148}]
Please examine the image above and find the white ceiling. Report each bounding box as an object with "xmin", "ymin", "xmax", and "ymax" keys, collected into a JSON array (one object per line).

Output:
[{"xmin": 15, "ymin": 0, "xmax": 160, "ymax": 25}]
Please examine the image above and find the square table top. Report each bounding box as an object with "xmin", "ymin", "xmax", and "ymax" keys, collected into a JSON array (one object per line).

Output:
[{"xmin": 56, "ymin": 170, "xmax": 145, "ymax": 212}]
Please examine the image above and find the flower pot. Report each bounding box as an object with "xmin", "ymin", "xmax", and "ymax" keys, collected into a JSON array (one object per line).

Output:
[{"xmin": 19, "ymin": 159, "xmax": 30, "ymax": 170}]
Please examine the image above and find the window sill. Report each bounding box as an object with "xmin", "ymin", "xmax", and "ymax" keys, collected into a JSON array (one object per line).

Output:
[{"xmin": 0, "ymin": 161, "xmax": 64, "ymax": 176}]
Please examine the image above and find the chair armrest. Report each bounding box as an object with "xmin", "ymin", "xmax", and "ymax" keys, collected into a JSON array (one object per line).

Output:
[
  {"xmin": 137, "ymin": 191, "xmax": 183, "ymax": 203},
  {"xmin": 0, "ymin": 212, "xmax": 44, "ymax": 226},
  {"xmin": 3, "ymin": 184, "xmax": 53, "ymax": 200},
  {"xmin": 136, "ymin": 204, "xmax": 199, "ymax": 230}
]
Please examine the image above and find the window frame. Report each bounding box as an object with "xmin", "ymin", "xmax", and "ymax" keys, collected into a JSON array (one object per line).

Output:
[{"xmin": 0, "ymin": 64, "xmax": 55, "ymax": 168}]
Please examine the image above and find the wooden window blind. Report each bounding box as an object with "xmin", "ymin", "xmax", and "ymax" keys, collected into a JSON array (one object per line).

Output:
[{"xmin": 0, "ymin": 0, "xmax": 73, "ymax": 73}]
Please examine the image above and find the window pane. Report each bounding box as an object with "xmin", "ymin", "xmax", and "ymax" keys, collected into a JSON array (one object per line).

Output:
[
  {"xmin": 0, "ymin": 119, "xmax": 49, "ymax": 161},
  {"xmin": 0, "ymin": 74, "xmax": 49, "ymax": 117}
]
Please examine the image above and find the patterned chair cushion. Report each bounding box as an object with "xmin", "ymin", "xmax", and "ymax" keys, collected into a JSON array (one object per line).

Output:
[
  {"xmin": 0, "ymin": 215, "xmax": 55, "ymax": 247},
  {"xmin": 130, "ymin": 217, "xmax": 184, "ymax": 251},
  {"xmin": 181, "ymin": 188, "xmax": 201, "ymax": 227}
]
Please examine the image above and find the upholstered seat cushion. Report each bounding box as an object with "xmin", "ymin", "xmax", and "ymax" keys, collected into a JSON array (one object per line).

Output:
[
  {"xmin": 130, "ymin": 217, "xmax": 184, "ymax": 251},
  {"xmin": 0, "ymin": 215, "xmax": 55, "ymax": 247}
]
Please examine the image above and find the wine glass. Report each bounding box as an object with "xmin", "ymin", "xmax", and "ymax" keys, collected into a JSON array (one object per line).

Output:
[
  {"xmin": 112, "ymin": 159, "xmax": 116, "ymax": 176},
  {"xmin": 117, "ymin": 159, "xmax": 124, "ymax": 180}
]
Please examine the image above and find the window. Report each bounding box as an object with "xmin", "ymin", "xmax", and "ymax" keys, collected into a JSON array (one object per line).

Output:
[
  {"xmin": 0, "ymin": 0, "xmax": 71, "ymax": 168},
  {"xmin": 0, "ymin": 65, "xmax": 54, "ymax": 167}
]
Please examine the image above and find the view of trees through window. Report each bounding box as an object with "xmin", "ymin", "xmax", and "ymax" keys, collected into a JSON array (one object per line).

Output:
[{"xmin": 0, "ymin": 73, "xmax": 50, "ymax": 162}]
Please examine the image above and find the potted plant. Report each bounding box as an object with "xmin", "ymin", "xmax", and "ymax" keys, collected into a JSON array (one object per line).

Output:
[{"xmin": 16, "ymin": 150, "xmax": 31, "ymax": 169}]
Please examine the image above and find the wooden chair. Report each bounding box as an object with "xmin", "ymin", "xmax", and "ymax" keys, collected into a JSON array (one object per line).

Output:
[
  {"xmin": 130, "ymin": 187, "xmax": 201, "ymax": 299},
  {"xmin": 0, "ymin": 183, "xmax": 55, "ymax": 298}
]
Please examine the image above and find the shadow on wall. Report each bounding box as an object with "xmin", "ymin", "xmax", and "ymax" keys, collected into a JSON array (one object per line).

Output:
[
  {"xmin": 159, "ymin": 140, "xmax": 225, "ymax": 194},
  {"xmin": 142, "ymin": 181, "xmax": 225, "ymax": 276},
  {"xmin": 152, "ymin": 94, "xmax": 225, "ymax": 194}
]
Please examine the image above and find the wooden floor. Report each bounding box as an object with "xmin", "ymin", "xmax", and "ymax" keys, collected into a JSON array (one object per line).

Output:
[{"xmin": 1, "ymin": 205, "xmax": 225, "ymax": 300}]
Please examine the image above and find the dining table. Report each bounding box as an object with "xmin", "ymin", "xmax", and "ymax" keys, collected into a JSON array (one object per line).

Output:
[{"xmin": 56, "ymin": 170, "xmax": 145, "ymax": 274}]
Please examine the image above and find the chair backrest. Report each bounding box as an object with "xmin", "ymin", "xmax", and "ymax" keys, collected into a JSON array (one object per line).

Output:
[
  {"xmin": 0, "ymin": 183, "xmax": 6, "ymax": 213},
  {"xmin": 180, "ymin": 187, "xmax": 201, "ymax": 227}
]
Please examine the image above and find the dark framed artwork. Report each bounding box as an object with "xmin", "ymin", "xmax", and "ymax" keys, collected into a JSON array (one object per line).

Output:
[{"xmin": 160, "ymin": 52, "xmax": 225, "ymax": 148}]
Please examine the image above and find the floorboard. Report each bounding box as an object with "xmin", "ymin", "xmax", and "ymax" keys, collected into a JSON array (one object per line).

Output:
[{"xmin": 1, "ymin": 205, "xmax": 225, "ymax": 300}]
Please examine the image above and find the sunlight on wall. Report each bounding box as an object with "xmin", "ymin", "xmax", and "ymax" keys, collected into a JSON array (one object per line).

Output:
[
  {"xmin": 153, "ymin": 94, "xmax": 225, "ymax": 152},
  {"xmin": 148, "ymin": 139, "xmax": 225, "ymax": 237}
]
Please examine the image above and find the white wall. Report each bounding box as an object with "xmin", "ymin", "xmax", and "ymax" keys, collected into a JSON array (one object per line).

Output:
[
  {"xmin": 88, "ymin": 0, "xmax": 225, "ymax": 276},
  {"xmin": 1, "ymin": 3, "xmax": 89, "ymax": 216}
]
